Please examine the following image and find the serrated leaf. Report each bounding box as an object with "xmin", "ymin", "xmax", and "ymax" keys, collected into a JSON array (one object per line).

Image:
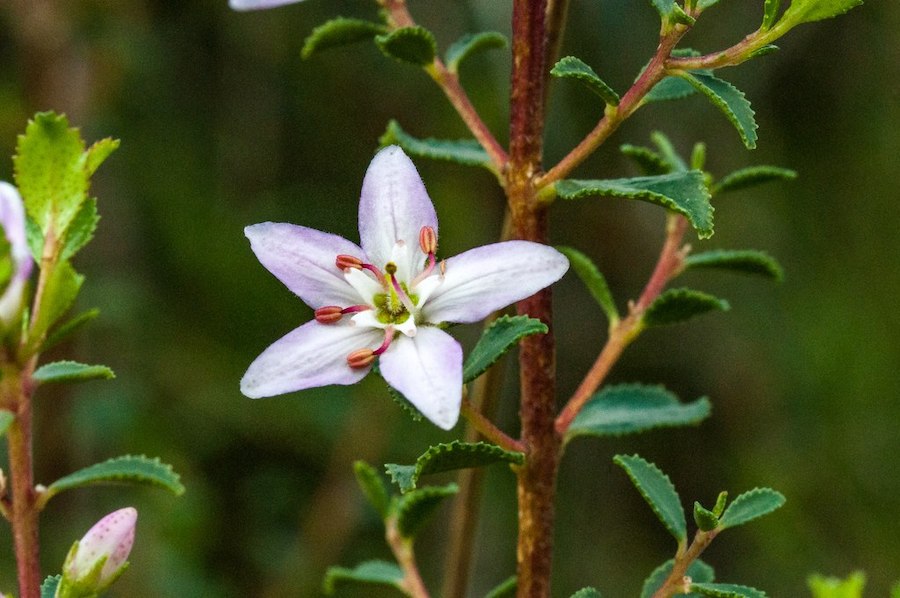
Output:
[
  {"xmin": 385, "ymin": 441, "xmax": 524, "ymax": 493},
  {"xmin": 25, "ymin": 216, "xmax": 43, "ymax": 261},
  {"xmin": 694, "ymin": 501, "xmax": 720, "ymax": 531},
  {"xmin": 615, "ymin": 454, "xmax": 686, "ymax": 543},
  {"xmin": 684, "ymin": 250, "xmax": 784, "ymax": 281},
  {"xmin": 620, "ymin": 144, "xmax": 671, "ymax": 175},
  {"xmin": 556, "ymin": 171, "xmax": 714, "ymax": 238},
  {"xmin": 679, "ymin": 72, "xmax": 758, "ymax": 149},
  {"xmin": 763, "ymin": 0, "xmax": 782, "ymax": 29},
  {"xmin": 84, "ymin": 137, "xmax": 119, "ymax": 176},
  {"xmin": 445, "ymin": 31, "xmax": 507, "ymax": 73},
  {"xmin": 375, "ymin": 26, "xmax": 437, "ymax": 66},
  {"xmin": 641, "ymin": 559, "xmax": 715, "ymax": 598},
  {"xmin": 41, "ymin": 574, "xmax": 61, "ymax": 598},
  {"xmin": 551, "ymin": 56, "xmax": 620, "ymax": 106},
  {"xmin": 712, "ymin": 165, "xmax": 796, "ymax": 195},
  {"xmin": 60, "ymin": 197, "xmax": 98, "ymax": 261},
  {"xmin": 485, "ymin": 576, "xmax": 517, "ymax": 598},
  {"xmin": 30, "ymin": 260, "xmax": 84, "ymax": 343},
  {"xmin": 556, "ymin": 247, "xmax": 619, "ymax": 324},
  {"xmin": 648, "ymin": 0, "xmax": 696, "ymax": 24},
  {"xmin": 0, "ymin": 410, "xmax": 14, "ymax": 439},
  {"xmin": 643, "ymin": 288, "xmax": 729, "ymax": 327},
  {"xmin": 395, "ymin": 482, "xmax": 458, "ymax": 538},
  {"xmin": 43, "ymin": 455, "xmax": 185, "ymax": 505},
  {"xmin": 379, "ymin": 120, "xmax": 492, "ymax": 170},
  {"xmin": 322, "ymin": 560, "xmax": 403, "ymax": 594},
  {"xmin": 719, "ymin": 487, "xmax": 785, "ymax": 529},
  {"xmin": 301, "ymin": 17, "xmax": 386, "ymax": 59},
  {"xmin": 463, "ymin": 315, "xmax": 547, "ymax": 383},
  {"xmin": 373, "ymin": 362, "xmax": 424, "ymax": 422},
  {"xmin": 645, "ymin": 76, "xmax": 700, "ymax": 104},
  {"xmin": 353, "ymin": 461, "xmax": 391, "ymax": 519},
  {"xmin": 567, "ymin": 384, "xmax": 711, "ymax": 441},
  {"xmin": 32, "ymin": 360, "xmax": 115, "ymax": 385},
  {"xmin": 41, "ymin": 308, "xmax": 100, "ymax": 352},
  {"xmin": 571, "ymin": 588, "xmax": 603, "ymax": 598},
  {"xmin": 779, "ymin": 0, "xmax": 863, "ymax": 27},
  {"xmin": 808, "ymin": 571, "xmax": 866, "ymax": 598},
  {"xmin": 691, "ymin": 583, "xmax": 767, "ymax": 598}
]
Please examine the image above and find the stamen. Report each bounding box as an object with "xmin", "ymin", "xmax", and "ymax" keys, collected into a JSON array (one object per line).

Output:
[
  {"xmin": 347, "ymin": 349, "xmax": 375, "ymax": 369},
  {"xmin": 336, "ymin": 254, "xmax": 362, "ymax": 270},
  {"xmin": 419, "ymin": 226, "xmax": 437, "ymax": 254},
  {"xmin": 440, "ymin": 259, "xmax": 447, "ymax": 276},
  {"xmin": 372, "ymin": 326, "xmax": 395, "ymax": 356},
  {"xmin": 315, "ymin": 306, "xmax": 343, "ymax": 324}
]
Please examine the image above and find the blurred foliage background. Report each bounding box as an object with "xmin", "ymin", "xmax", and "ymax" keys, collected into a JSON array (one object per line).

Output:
[{"xmin": 0, "ymin": 0, "xmax": 897, "ymax": 596}]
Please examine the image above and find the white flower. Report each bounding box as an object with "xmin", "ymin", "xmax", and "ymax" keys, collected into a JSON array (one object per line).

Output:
[
  {"xmin": 229, "ymin": 0, "xmax": 304, "ymax": 11},
  {"xmin": 0, "ymin": 182, "xmax": 33, "ymax": 326}
]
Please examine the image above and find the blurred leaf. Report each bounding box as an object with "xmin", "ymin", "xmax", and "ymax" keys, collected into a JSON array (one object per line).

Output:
[
  {"xmin": 749, "ymin": 44, "xmax": 780, "ymax": 58},
  {"xmin": 25, "ymin": 217, "xmax": 42, "ymax": 262},
  {"xmin": 43, "ymin": 455, "xmax": 185, "ymax": 505},
  {"xmin": 41, "ymin": 308, "xmax": 100, "ymax": 352},
  {"xmin": 648, "ymin": 0, "xmax": 696, "ymax": 25},
  {"xmin": 463, "ymin": 315, "xmax": 547, "ymax": 383},
  {"xmin": 683, "ymin": 250, "xmax": 784, "ymax": 281},
  {"xmin": 385, "ymin": 441, "xmax": 524, "ymax": 493},
  {"xmin": 41, "ymin": 575, "xmax": 61, "ymax": 598},
  {"xmin": 694, "ymin": 501, "xmax": 720, "ymax": 531},
  {"xmin": 375, "ymin": 27, "xmax": 437, "ymax": 66},
  {"xmin": 301, "ymin": 17, "xmax": 386, "ymax": 60},
  {"xmin": 651, "ymin": 131, "xmax": 688, "ymax": 172},
  {"xmin": 698, "ymin": 0, "xmax": 723, "ymax": 8},
  {"xmin": 808, "ymin": 572, "xmax": 866, "ymax": 598},
  {"xmin": 379, "ymin": 120, "xmax": 492, "ymax": 170},
  {"xmin": 0, "ymin": 410, "xmax": 13, "ymax": 439},
  {"xmin": 643, "ymin": 288, "xmax": 730, "ymax": 327},
  {"xmin": 892, "ymin": 581, "xmax": 900, "ymax": 598},
  {"xmin": 712, "ymin": 166, "xmax": 796, "ymax": 195},
  {"xmin": 566, "ymin": 384, "xmax": 711, "ymax": 440},
  {"xmin": 779, "ymin": 0, "xmax": 863, "ymax": 27},
  {"xmin": 60, "ymin": 198, "xmax": 99, "ymax": 262},
  {"xmin": 680, "ymin": 72, "xmax": 758, "ymax": 149},
  {"xmin": 571, "ymin": 588, "xmax": 603, "ymax": 598},
  {"xmin": 353, "ymin": 461, "xmax": 391, "ymax": 519},
  {"xmin": 30, "ymin": 260, "xmax": 84, "ymax": 344},
  {"xmin": 32, "ymin": 360, "xmax": 115, "ymax": 385},
  {"xmin": 373, "ymin": 362, "xmax": 424, "ymax": 422},
  {"xmin": 641, "ymin": 559, "xmax": 715, "ymax": 598},
  {"xmin": 713, "ymin": 491, "xmax": 729, "ymax": 516},
  {"xmin": 322, "ymin": 560, "xmax": 403, "ymax": 594},
  {"xmin": 719, "ymin": 488, "xmax": 785, "ymax": 529},
  {"xmin": 691, "ymin": 142, "xmax": 707, "ymax": 170},
  {"xmin": 84, "ymin": 137, "xmax": 119, "ymax": 177},
  {"xmin": 395, "ymin": 482, "xmax": 458, "ymax": 538},
  {"xmin": 445, "ymin": 31, "xmax": 507, "ymax": 73},
  {"xmin": 614, "ymin": 454, "xmax": 686, "ymax": 543},
  {"xmin": 620, "ymin": 144, "xmax": 671, "ymax": 175},
  {"xmin": 556, "ymin": 247, "xmax": 619, "ymax": 324},
  {"xmin": 763, "ymin": 0, "xmax": 782, "ymax": 29},
  {"xmin": 556, "ymin": 171, "xmax": 713, "ymax": 238},
  {"xmin": 485, "ymin": 576, "xmax": 517, "ymax": 598},
  {"xmin": 551, "ymin": 56, "xmax": 620, "ymax": 106},
  {"xmin": 691, "ymin": 583, "xmax": 767, "ymax": 597}
]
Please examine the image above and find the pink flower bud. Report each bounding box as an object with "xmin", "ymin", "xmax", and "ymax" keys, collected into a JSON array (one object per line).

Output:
[{"xmin": 62, "ymin": 507, "xmax": 137, "ymax": 593}]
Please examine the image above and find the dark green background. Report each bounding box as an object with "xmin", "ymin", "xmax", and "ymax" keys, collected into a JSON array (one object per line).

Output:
[{"xmin": 0, "ymin": 1, "xmax": 896, "ymax": 596}]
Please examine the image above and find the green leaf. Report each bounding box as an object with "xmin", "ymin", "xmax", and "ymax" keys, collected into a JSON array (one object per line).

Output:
[
  {"xmin": 712, "ymin": 490, "xmax": 728, "ymax": 517},
  {"xmin": 748, "ymin": 44, "xmax": 780, "ymax": 59},
  {"xmin": 375, "ymin": 26, "xmax": 437, "ymax": 66},
  {"xmin": 41, "ymin": 308, "xmax": 100, "ymax": 352},
  {"xmin": 643, "ymin": 288, "xmax": 730, "ymax": 327},
  {"xmin": 32, "ymin": 360, "xmax": 115, "ymax": 385},
  {"xmin": 485, "ymin": 576, "xmax": 517, "ymax": 598},
  {"xmin": 43, "ymin": 455, "xmax": 185, "ymax": 504},
  {"xmin": 691, "ymin": 142, "xmax": 707, "ymax": 171},
  {"xmin": 614, "ymin": 454, "xmax": 686, "ymax": 543},
  {"xmin": 385, "ymin": 441, "xmax": 524, "ymax": 493},
  {"xmin": 60, "ymin": 197, "xmax": 99, "ymax": 261},
  {"xmin": 84, "ymin": 137, "xmax": 119, "ymax": 177},
  {"xmin": 680, "ymin": 72, "xmax": 758, "ymax": 149},
  {"xmin": 0, "ymin": 410, "xmax": 14, "ymax": 439},
  {"xmin": 712, "ymin": 165, "xmax": 796, "ymax": 195},
  {"xmin": 551, "ymin": 56, "xmax": 620, "ymax": 106},
  {"xmin": 379, "ymin": 120, "xmax": 492, "ymax": 170},
  {"xmin": 556, "ymin": 247, "xmax": 619, "ymax": 324},
  {"xmin": 571, "ymin": 588, "xmax": 603, "ymax": 598},
  {"xmin": 323, "ymin": 560, "xmax": 403, "ymax": 594},
  {"xmin": 620, "ymin": 144, "xmax": 671, "ymax": 175},
  {"xmin": 808, "ymin": 572, "xmax": 866, "ymax": 598},
  {"xmin": 395, "ymin": 482, "xmax": 458, "ymax": 538},
  {"xmin": 41, "ymin": 575, "xmax": 61, "ymax": 598},
  {"xmin": 779, "ymin": 0, "xmax": 863, "ymax": 27},
  {"xmin": 698, "ymin": 0, "xmax": 723, "ymax": 9},
  {"xmin": 641, "ymin": 559, "xmax": 715, "ymax": 598},
  {"xmin": 691, "ymin": 583, "xmax": 767, "ymax": 598},
  {"xmin": 556, "ymin": 171, "xmax": 714, "ymax": 238},
  {"xmin": 648, "ymin": 0, "xmax": 696, "ymax": 25},
  {"xmin": 891, "ymin": 581, "xmax": 900, "ymax": 598},
  {"xmin": 645, "ymin": 76, "xmax": 699, "ymax": 104},
  {"xmin": 683, "ymin": 250, "xmax": 784, "ymax": 281},
  {"xmin": 30, "ymin": 260, "xmax": 84, "ymax": 343},
  {"xmin": 651, "ymin": 131, "xmax": 688, "ymax": 172},
  {"xmin": 353, "ymin": 461, "xmax": 391, "ymax": 519},
  {"xmin": 301, "ymin": 17, "xmax": 386, "ymax": 60},
  {"xmin": 719, "ymin": 487, "xmax": 785, "ymax": 529},
  {"xmin": 694, "ymin": 501, "xmax": 720, "ymax": 531},
  {"xmin": 567, "ymin": 384, "xmax": 711, "ymax": 441},
  {"xmin": 763, "ymin": 0, "xmax": 782, "ymax": 29},
  {"xmin": 445, "ymin": 31, "xmax": 507, "ymax": 73},
  {"xmin": 463, "ymin": 315, "xmax": 547, "ymax": 383}
]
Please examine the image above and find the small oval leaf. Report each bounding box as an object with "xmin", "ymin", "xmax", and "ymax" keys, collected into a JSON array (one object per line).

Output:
[
  {"xmin": 375, "ymin": 26, "xmax": 437, "ymax": 66},
  {"xmin": 353, "ymin": 461, "xmax": 391, "ymax": 519},
  {"xmin": 679, "ymin": 72, "xmax": 758, "ymax": 149},
  {"xmin": 323, "ymin": 560, "xmax": 403, "ymax": 594},
  {"xmin": 41, "ymin": 575, "xmax": 61, "ymax": 598},
  {"xmin": 395, "ymin": 482, "xmax": 458, "ymax": 538},
  {"xmin": 712, "ymin": 165, "xmax": 796, "ymax": 195},
  {"xmin": 694, "ymin": 501, "xmax": 720, "ymax": 531},
  {"xmin": 690, "ymin": 582, "xmax": 768, "ymax": 598},
  {"xmin": 620, "ymin": 144, "xmax": 671, "ymax": 175},
  {"xmin": 719, "ymin": 487, "xmax": 785, "ymax": 529},
  {"xmin": 683, "ymin": 249, "xmax": 784, "ymax": 281},
  {"xmin": 43, "ymin": 455, "xmax": 185, "ymax": 505},
  {"xmin": 301, "ymin": 17, "xmax": 386, "ymax": 59},
  {"xmin": 379, "ymin": 120, "xmax": 493, "ymax": 170},
  {"xmin": 551, "ymin": 56, "xmax": 620, "ymax": 106},
  {"xmin": 445, "ymin": 31, "xmax": 507, "ymax": 73},
  {"xmin": 385, "ymin": 440, "xmax": 524, "ymax": 493},
  {"xmin": 556, "ymin": 246, "xmax": 619, "ymax": 324},
  {"xmin": 643, "ymin": 288, "xmax": 730, "ymax": 327},
  {"xmin": 614, "ymin": 454, "xmax": 687, "ymax": 543},
  {"xmin": 33, "ymin": 360, "xmax": 115, "ymax": 385},
  {"xmin": 464, "ymin": 315, "xmax": 547, "ymax": 383}
]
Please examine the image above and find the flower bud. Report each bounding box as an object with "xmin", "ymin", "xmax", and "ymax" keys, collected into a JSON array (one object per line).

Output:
[
  {"xmin": 0, "ymin": 182, "xmax": 33, "ymax": 327},
  {"xmin": 57, "ymin": 507, "xmax": 137, "ymax": 597}
]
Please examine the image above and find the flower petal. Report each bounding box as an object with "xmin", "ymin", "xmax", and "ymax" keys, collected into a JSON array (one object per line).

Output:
[
  {"xmin": 241, "ymin": 320, "xmax": 382, "ymax": 398},
  {"xmin": 379, "ymin": 327, "xmax": 462, "ymax": 430},
  {"xmin": 246, "ymin": 222, "xmax": 366, "ymax": 309},
  {"xmin": 358, "ymin": 146, "xmax": 437, "ymax": 274},
  {"xmin": 422, "ymin": 241, "xmax": 569, "ymax": 323},
  {"xmin": 0, "ymin": 183, "xmax": 32, "ymax": 325},
  {"xmin": 229, "ymin": 0, "xmax": 303, "ymax": 11}
]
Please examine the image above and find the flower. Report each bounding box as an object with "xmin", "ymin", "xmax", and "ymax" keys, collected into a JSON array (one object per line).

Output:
[
  {"xmin": 59, "ymin": 507, "xmax": 137, "ymax": 596},
  {"xmin": 0, "ymin": 182, "xmax": 33, "ymax": 327},
  {"xmin": 229, "ymin": 0, "xmax": 304, "ymax": 11},
  {"xmin": 241, "ymin": 146, "xmax": 568, "ymax": 429}
]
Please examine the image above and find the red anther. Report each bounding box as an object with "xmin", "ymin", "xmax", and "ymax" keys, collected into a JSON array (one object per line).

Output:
[
  {"xmin": 439, "ymin": 260, "xmax": 447, "ymax": 276},
  {"xmin": 419, "ymin": 226, "xmax": 437, "ymax": 254},
  {"xmin": 336, "ymin": 254, "xmax": 363, "ymax": 270},
  {"xmin": 314, "ymin": 306, "xmax": 344, "ymax": 324},
  {"xmin": 347, "ymin": 349, "xmax": 376, "ymax": 368}
]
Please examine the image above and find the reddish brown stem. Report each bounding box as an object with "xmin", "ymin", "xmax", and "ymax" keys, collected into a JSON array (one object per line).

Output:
[
  {"xmin": 650, "ymin": 529, "xmax": 719, "ymax": 598},
  {"xmin": 460, "ymin": 397, "xmax": 525, "ymax": 453}
]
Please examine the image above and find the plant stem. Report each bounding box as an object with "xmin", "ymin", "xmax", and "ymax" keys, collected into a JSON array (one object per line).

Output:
[
  {"xmin": 461, "ymin": 396, "xmax": 525, "ymax": 454},
  {"xmin": 650, "ymin": 528, "xmax": 719, "ymax": 598},
  {"xmin": 386, "ymin": 517, "xmax": 430, "ymax": 598}
]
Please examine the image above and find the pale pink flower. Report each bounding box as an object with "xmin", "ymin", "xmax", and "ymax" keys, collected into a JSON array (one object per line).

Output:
[
  {"xmin": 0, "ymin": 182, "xmax": 33, "ymax": 326},
  {"xmin": 229, "ymin": 0, "xmax": 304, "ymax": 11},
  {"xmin": 61, "ymin": 507, "xmax": 137, "ymax": 595}
]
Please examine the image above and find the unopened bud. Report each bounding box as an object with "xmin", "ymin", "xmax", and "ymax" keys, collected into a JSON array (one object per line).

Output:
[
  {"xmin": 419, "ymin": 226, "xmax": 437, "ymax": 254},
  {"xmin": 314, "ymin": 306, "xmax": 344, "ymax": 324},
  {"xmin": 58, "ymin": 507, "xmax": 137, "ymax": 597},
  {"xmin": 336, "ymin": 254, "xmax": 363, "ymax": 271},
  {"xmin": 346, "ymin": 349, "xmax": 375, "ymax": 369}
]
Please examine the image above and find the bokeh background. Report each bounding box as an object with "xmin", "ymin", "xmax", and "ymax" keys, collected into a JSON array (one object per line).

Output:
[{"xmin": 0, "ymin": 0, "xmax": 897, "ymax": 596}]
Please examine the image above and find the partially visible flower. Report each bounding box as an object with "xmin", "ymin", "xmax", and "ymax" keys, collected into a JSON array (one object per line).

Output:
[
  {"xmin": 241, "ymin": 146, "xmax": 569, "ymax": 429},
  {"xmin": 0, "ymin": 182, "xmax": 33, "ymax": 327},
  {"xmin": 229, "ymin": 0, "xmax": 304, "ymax": 11},
  {"xmin": 58, "ymin": 507, "xmax": 137, "ymax": 597}
]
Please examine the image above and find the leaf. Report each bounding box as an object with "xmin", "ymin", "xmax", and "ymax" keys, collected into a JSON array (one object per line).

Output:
[
  {"xmin": 43, "ymin": 455, "xmax": 185, "ymax": 505},
  {"xmin": 379, "ymin": 120, "xmax": 492, "ymax": 170},
  {"xmin": 84, "ymin": 137, "xmax": 119, "ymax": 177},
  {"xmin": 567, "ymin": 384, "xmax": 711, "ymax": 441},
  {"xmin": 683, "ymin": 250, "xmax": 784, "ymax": 281},
  {"xmin": 651, "ymin": 131, "xmax": 688, "ymax": 172},
  {"xmin": 718, "ymin": 487, "xmax": 785, "ymax": 529},
  {"xmin": 694, "ymin": 501, "xmax": 720, "ymax": 531},
  {"xmin": 808, "ymin": 571, "xmax": 866, "ymax": 598},
  {"xmin": 779, "ymin": 0, "xmax": 863, "ymax": 27},
  {"xmin": 748, "ymin": 45, "xmax": 780, "ymax": 59},
  {"xmin": 648, "ymin": 0, "xmax": 696, "ymax": 25},
  {"xmin": 301, "ymin": 17, "xmax": 386, "ymax": 59},
  {"xmin": 385, "ymin": 441, "xmax": 524, "ymax": 493},
  {"xmin": 445, "ymin": 31, "xmax": 507, "ymax": 73},
  {"xmin": 680, "ymin": 72, "xmax": 758, "ymax": 149},
  {"xmin": 641, "ymin": 559, "xmax": 715, "ymax": 598},
  {"xmin": 41, "ymin": 308, "xmax": 100, "ymax": 352},
  {"xmin": 395, "ymin": 482, "xmax": 458, "ymax": 538},
  {"xmin": 485, "ymin": 576, "xmax": 517, "ymax": 598},
  {"xmin": 643, "ymin": 288, "xmax": 730, "ymax": 327},
  {"xmin": 571, "ymin": 588, "xmax": 603, "ymax": 598},
  {"xmin": 891, "ymin": 581, "xmax": 900, "ymax": 598},
  {"xmin": 0, "ymin": 410, "xmax": 14, "ymax": 439},
  {"xmin": 41, "ymin": 575, "xmax": 61, "ymax": 598},
  {"xmin": 691, "ymin": 583, "xmax": 767, "ymax": 598},
  {"xmin": 698, "ymin": 0, "xmax": 723, "ymax": 9},
  {"xmin": 614, "ymin": 454, "xmax": 686, "ymax": 543},
  {"xmin": 556, "ymin": 171, "xmax": 714, "ymax": 238},
  {"xmin": 620, "ymin": 144, "xmax": 671, "ymax": 175},
  {"xmin": 60, "ymin": 197, "xmax": 99, "ymax": 261},
  {"xmin": 645, "ymin": 76, "xmax": 699, "ymax": 104},
  {"xmin": 551, "ymin": 56, "xmax": 620, "ymax": 106},
  {"xmin": 463, "ymin": 315, "xmax": 547, "ymax": 383},
  {"xmin": 32, "ymin": 360, "xmax": 115, "ymax": 385},
  {"xmin": 375, "ymin": 26, "xmax": 437, "ymax": 66},
  {"xmin": 30, "ymin": 260, "xmax": 84, "ymax": 343},
  {"xmin": 322, "ymin": 560, "xmax": 403, "ymax": 594},
  {"xmin": 556, "ymin": 247, "xmax": 619, "ymax": 324},
  {"xmin": 353, "ymin": 461, "xmax": 391, "ymax": 519},
  {"xmin": 712, "ymin": 165, "xmax": 796, "ymax": 195},
  {"xmin": 763, "ymin": 0, "xmax": 782, "ymax": 29}
]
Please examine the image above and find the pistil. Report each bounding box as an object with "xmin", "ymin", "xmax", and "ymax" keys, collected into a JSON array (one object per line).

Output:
[{"xmin": 385, "ymin": 262, "xmax": 417, "ymax": 316}]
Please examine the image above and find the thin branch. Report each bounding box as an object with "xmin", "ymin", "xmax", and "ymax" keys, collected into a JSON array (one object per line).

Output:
[
  {"xmin": 650, "ymin": 528, "xmax": 720, "ymax": 598},
  {"xmin": 460, "ymin": 396, "xmax": 525, "ymax": 454},
  {"xmin": 386, "ymin": 517, "xmax": 431, "ymax": 598}
]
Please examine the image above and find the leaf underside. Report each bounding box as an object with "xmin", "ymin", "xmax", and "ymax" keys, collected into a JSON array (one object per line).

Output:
[
  {"xmin": 680, "ymin": 72, "xmax": 758, "ymax": 149},
  {"xmin": 643, "ymin": 288, "xmax": 730, "ymax": 327},
  {"xmin": 385, "ymin": 440, "xmax": 524, "ymax": 493}
]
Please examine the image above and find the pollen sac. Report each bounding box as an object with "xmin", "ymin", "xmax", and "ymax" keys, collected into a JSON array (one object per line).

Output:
[
  {"xmin": 419, "ymin": 226, "xmax": 437, "ymax": 254},
  {"xmin": 347, "ymin": 348, "xmax": 375, "ymax": 368},
  {"xmin": 336, "ymin": 254, "xmax": 363, "ymax": 271},
  {"xmin": 314, "ymin": 306, "xmax": 344, "ymax": 324}
]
